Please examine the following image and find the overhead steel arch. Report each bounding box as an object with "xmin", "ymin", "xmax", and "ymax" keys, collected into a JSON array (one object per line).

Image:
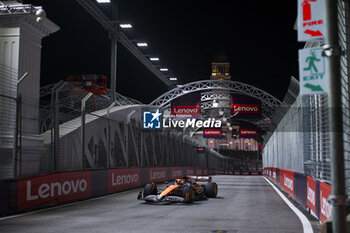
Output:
[{"xmin": 150, "ymin": 80, "xmax": 282, "ymax": 119}]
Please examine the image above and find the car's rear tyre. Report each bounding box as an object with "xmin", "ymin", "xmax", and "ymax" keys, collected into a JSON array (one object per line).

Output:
[
  {"xmin": 144, "ymin": 183, "xmax": 157, "ymax": 197},
  {"xmin": 182, "ymin": 186, "xmax": 195, "ymax": 203},
  {"xmin": 205, "ymin": 182, "xmax": 218, "ymax": 198}
]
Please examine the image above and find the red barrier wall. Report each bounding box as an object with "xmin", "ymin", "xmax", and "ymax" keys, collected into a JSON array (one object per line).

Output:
[
  {"xmin": 319, "ymin": 182, "xmax": 332, "ymax": 223},
  {"xmin": 264, "ymin": 167, "xmax": 333, "ymax": 223},
  {"xmin": 306, "ymin": 176, "xmax": 317, "ymax": 215},
  {"xmin": 186, "ymin": 167, "xmax": 195, "ymax": 175},
  {"xmin": 149, "ymin": 167, "xmax": 167, "ymax": 183},
  {"xmin": 272, "ymin": 168, "xmax": 277, "ymax": 182},
  {"xmin": 109, "ymin": 168, "xmax": 141, "ymax": 193},
  {"xmin": 171, "ymin": 167, "xmax": 183, "ymax": 179},
  {"xmin": 279, "ymin": 169, "xmax": 295, "ymax": 199},
  {"xmin": 9, "ymin": 166, "xmax": 222, "ymax": 214},
  {"xmin": 17, "ymin": 171, "xmax": 92, "ymax": 211}
]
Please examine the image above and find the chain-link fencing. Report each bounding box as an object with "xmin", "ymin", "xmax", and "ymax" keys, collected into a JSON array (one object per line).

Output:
[{"xmin": 263, "ymin": 0, "xmax": 350, "ymax": 193}]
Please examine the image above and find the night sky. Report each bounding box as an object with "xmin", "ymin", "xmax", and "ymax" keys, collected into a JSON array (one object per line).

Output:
[{"xmin": 26, "ymin": 0, "xmax": 302, "ymax": 103}]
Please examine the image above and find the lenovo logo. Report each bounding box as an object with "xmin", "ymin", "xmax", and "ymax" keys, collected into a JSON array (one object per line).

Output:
[
  {"xmin": 284, "ymin": 175, "xmax": 293, "ymax": 191},
  {"xmin": 151, "ymin": 171, "xmax": 166, "ymax": 180},
  {"xmin": 172, "ymin": 169, "xmax": 182, "ymax": 178},
  {"xmin": 320, "ymin": 191, "xmax": 332, "ymax": 219},
  {"xmin": 111, "ymin": 173, "xmax": 139, "ymax": 186},
  {"xmin": 26, "ymin": 179, "xmax": 88, "ymax": 201},
  {"xmin": 240, "ymin": 129, "xmax": 257, "ymax": 135},
  {"xmin": 232, "ymin": 104, "xmax": 261, "ymax": 114},
  {"xmin": 203, "ymin": 129, "xmax": 221, "ymax": 136},
  {"xmin": 307, "ymin": 186, "xmax": 316, "ymax": 206},
  {"xmin": 172, "ymin": 106, "xmax": 200, "ymax": 115}
]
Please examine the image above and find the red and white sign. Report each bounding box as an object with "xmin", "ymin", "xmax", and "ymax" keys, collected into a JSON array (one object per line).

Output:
[
  {"xmin": 149, "ymin": 167, "xmax": 167, "ymax": 183},
  {"xmin": 172, "ymin": 105, "xmax": 200, "ymax": 115},
  {"xmin": 279, "ymin": 169, "xmax": 294, "ymax": 198},
  {"xmin": 306, "ymin": 176, "xmax": 317, "ymax": 215},
  {"xmin": 203, "ymin": 129, "xmax": 222, "ymax": 137},
  {"xmin": 272, "ymin": 168, "xmax": 277, "ymax": 182},
  {"xmin": 231, "ymin": 104, "xmax": 261, "ymax": 114},
  {"xmin": 186, "ymin": 167, "xmax": 194, "ymax": 175},
  {"xmin": 298, "ymin": 0, "xmax": 326, "ymax": 41},
  {"xmin": 109, "ymin": 168, "xmax": 140, "ymax": 193},
  {"xmin": 239, "ymin": 129, "xmax": 257, "ymax": 136},
  {"xmin": 234, "ymin": 171, "xmax": 241, "ymax": 175},
  {"xmin": 319, "ymin": 182, "xmax": 332, "ymax": 223},
  {"xmin": 171, "ymin": 167, "xmax": 183, "ymax": 179},
  {"xmin": 203, "ymin": 168, "xmax": 208, "ymax": 175},
  {"xmin": 196, "ymin": 168, "xmax": 202, "ymax": 176},
  {"xmin": 18, "ymin": 171, "xmax": 92, "ymax": 211}
]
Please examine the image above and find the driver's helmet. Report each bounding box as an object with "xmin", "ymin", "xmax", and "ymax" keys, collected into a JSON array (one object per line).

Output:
[{"xmin": 175, "ymin": 179, "xmax": 185, "ymax": 186}]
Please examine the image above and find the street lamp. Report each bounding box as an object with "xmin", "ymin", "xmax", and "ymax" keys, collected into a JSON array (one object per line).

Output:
[
  {"xmin": 96, "ymin": 0, "xmax": 111, "ymax": 3},
  {"xmin": 212, "ymin": 100, "xmax": 219, "ymax": 108},
  {"xmin": 119, "ymin": 24, "xmax": 132, "ymax": 28},
  {"xmin": 150, "ymin": 57, "xmax": 159, "ymax": 61},
  {"xmin": 137, "ymin": 42, "xmax": 148, "ymax": 47},
  {"xmin": 169, "ymin": 77, "xmax": 177, "ymax": 81},
  {"xmin": 160, "ymin": 68, "xmax": 168, "ymax": 72}
]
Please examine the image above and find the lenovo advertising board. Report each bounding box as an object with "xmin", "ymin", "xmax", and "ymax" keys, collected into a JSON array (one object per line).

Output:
[
  {"xmin": 186, "ymin": 167, "xmax": 195, "ymax": 175},
  {"xmin": 149, "ymin": 167, "xmax": 167, "ymax": 183},
  {"xmin": 171, "ymin": 167, "xmax": 183, "ymax": 179},
  {"xmin": 279, "ymin": 169, "xmax": 295, "ymax": 199},
  {"xmin": 231, "ymin": 94, "xmax": 261, "ymax": 119},
  {"xmin": 319, "ymin": 182, "xmax": 332, "ymax": 223},
  {"xmin": 109, "ymin": 168, "xmax": 141, "ymax": 193},
  {"xmin": 239, "ymin": 129, "xmax": 258, "ymax": 139},
  {"xmin": 307, "ymin": 176, "xmax": 317, "ymax": 216},
  {"xmin": 17, "ymin": 171, "xmax": 92, "ymax": 211},
  {"xmin": 171, "ymin": 92, "xmax": 201, "ymax": 116},
  {"xmin": 203, "ymin": 128, "xmax": 222, "ymax": 138}
]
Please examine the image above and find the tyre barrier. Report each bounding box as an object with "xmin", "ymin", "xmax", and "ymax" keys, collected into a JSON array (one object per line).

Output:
[
  {"xmin": 263, "ymin": 167, "xmax": 332, "ymax": 223},
  {"xmin": 0, "ymin": 167, "xmax": 213, "ymax": 215}
]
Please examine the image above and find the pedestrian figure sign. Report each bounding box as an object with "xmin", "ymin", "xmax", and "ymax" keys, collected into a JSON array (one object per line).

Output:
[
  {"xmin": 298, "ymin": 0, "xmax": 326, "ymax": 41},
  {"xmin": 299, "ymin": 47, "xmax": 328, "ymax": 95}
]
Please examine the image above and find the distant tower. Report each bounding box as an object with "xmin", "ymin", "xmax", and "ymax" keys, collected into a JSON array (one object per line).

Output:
[
  {"xmin": 200, "ymin": 52, "xmax": 232, "ymax": 150},
  {"xmin": 0, "ymin": 1, "xmax": 59, "ymax": 178},
  {"xmin": 210, "ymin": 52, "xmax": 231, "ymax": 80},
  {"xmin": 201, "ymin": 52, "xmax": 231, "ymax": 119}
]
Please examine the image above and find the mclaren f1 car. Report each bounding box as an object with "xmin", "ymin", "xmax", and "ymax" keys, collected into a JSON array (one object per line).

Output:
[{"xmin": 137, "ymin": 176, "xmax": 218, "ymax": 203}]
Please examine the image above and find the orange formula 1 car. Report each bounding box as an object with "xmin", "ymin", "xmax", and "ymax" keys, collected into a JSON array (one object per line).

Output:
[{"xmin": 137, "ymin": 176, "xmax": 218, "ymax": 203}]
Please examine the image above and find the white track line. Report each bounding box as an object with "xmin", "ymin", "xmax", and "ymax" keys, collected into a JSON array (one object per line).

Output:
[
  {"xmin": 0, "ymin": 189, "xmax": 135, "ymax": 221},
  {"xmin": 264, "ymin": 177, "xmax": 313, "ymax": 233}
]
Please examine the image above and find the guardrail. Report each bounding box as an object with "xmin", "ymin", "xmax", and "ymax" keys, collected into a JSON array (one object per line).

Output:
[{"xmin": 263, "ymin": 167, "xmax": 332, "ymax": 223}]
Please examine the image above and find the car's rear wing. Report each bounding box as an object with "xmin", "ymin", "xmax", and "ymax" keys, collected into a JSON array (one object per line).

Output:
[{"xmin": 186, "ymin": 176, "xmax": 212, "ymax": 182}]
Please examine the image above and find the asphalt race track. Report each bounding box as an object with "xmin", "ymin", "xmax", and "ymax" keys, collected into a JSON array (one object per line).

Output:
[{"xmin": 0, "ymin": 176, "xmax": 320, "ymax": 233}]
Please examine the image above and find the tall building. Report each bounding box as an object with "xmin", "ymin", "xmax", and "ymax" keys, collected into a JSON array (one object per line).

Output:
[{"xmin": 210, "ymin": 54, "xmax": 231, "ymax": 81}]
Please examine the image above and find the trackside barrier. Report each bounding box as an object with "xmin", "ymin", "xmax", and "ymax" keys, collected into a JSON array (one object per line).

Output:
[
  {"xmin": 264, "ymin": 167, "xmax": 332, "ymax": 223},
  {"xmin": 216, "ymin": 170, "xmax": 262, "ymax": 176},
  {"xmin": 0, "ymin": 168, "xmax": 264, "ymax": 215},
  {"xmin": 0, "ymin": 166, "xmax": 212, "ymax": 215}
]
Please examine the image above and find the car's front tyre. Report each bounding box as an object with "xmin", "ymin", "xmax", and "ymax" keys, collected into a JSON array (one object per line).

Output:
[
  {"xmin": 182, "ymin": 186, "xmax": 195, "ymax": 203},
  {"xmin": 144, "ymin": 183, "xmax": 157, "ymax": 197}
]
